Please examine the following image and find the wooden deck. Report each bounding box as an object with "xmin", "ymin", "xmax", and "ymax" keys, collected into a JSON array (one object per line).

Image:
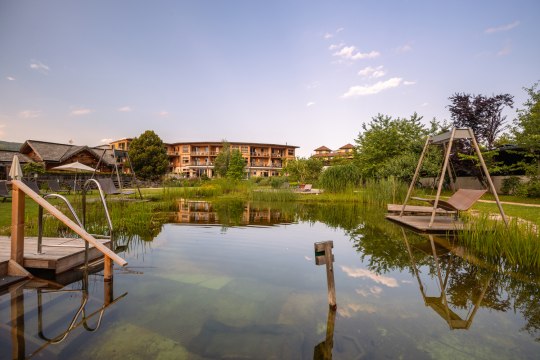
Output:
[
  {"xmin": 0, "ymin": 236, "xmax": 110, "ymax": 274},
  {"xmin": 385, "ymin": 215, "xmax": 464, "ymax": 233},
  {"xmin": 387, "ymin": 204, "xmax": 455, "ymax": 216}
]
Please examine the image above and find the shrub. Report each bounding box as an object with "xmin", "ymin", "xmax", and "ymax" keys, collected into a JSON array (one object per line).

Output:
[
  {"xmin": 319, "ymin": 164, "xmax": 362, "ymax": 192},
  {"xmin": 501, "ymin": 176, "xmax": 522, "ymax": 195}
]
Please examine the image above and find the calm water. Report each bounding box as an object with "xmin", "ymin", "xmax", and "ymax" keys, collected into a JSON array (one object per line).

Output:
[{"xmin": 1, "ymin": 201, "xmax": 539, "ymax": 359}]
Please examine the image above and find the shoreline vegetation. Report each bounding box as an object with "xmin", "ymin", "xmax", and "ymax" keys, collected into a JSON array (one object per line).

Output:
[{"xmin": 0, "ymin": 178, "xmax": 539, "ymax": 269}]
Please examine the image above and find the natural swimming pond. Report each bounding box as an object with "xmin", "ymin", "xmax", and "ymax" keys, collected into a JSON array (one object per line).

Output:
[{"xmin": 2, "ymin": 200, "xmax": 539, "ymax": 359}]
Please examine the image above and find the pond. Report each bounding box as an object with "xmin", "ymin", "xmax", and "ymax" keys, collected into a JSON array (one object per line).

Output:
[{"xmin": 1, "ymin": 200, "xmax": 539, "ymax": 359}]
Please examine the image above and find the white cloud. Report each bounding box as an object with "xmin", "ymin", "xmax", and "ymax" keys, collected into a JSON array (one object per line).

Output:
[
  {"xmin": 18, "ymin": 110, "xmax": 41, "ymax": 119},
  {"xmin": 6, "ymin": 76, "xmax": 15, "ymax": 81},
  {"xmin": 358, "ymin": 65, "xmax": 386, "ymax": 78},
  {"xmin": 328, "ymin": 43, "xmax": 344, "ymax": 50},
  {"xmin": 336, "ymin": 27, "xmax": 344, "ymax": 33},
  {"xmin": 101, "ymin": 138, "xmax": 113, "ymax": 143},
  {"xmin": 118, "ymin": 106, "xmax": 132, "ymax": 112},
  {"xmin": 70, "ymin": 108, "xmax": 92, "ymax": 116},
  {"xmin": 341, "ymin": 266, "xmax": 399, "ymax": 287},
  {"xmin": 342, "ymin": 77, "xmax": 403, "ymax": 98},
  {"xmin": 158, "ymin": 111, "xmax": 169, "ymax": 117},
  {"xmin": 324, "ymin": 33, "xmax": 333, "ymax": 39},
  {"xmin": 333, "ymin": 46, "xmax": 380, "ymax": 60},
  {"xmin": 403, "ymin": 80, "xmax": 416, "ymax": 85},
  {"xmin": 306, "ymin": 102, "xmax": 315, "ymax": 107},
  {"xmin": 421, "ymin": 102, "xmax": 429, "ymax": 107},
  {"xmin": 485, "ymin": 20, "xmax": 520, "ymax": 34},
  {"xmin": 396, "ymin": 44, "xmax": 413, "ymax": 53},
  {"xmin": 29, "ymin": 60, "xmax": 50, "ymax": 73}
]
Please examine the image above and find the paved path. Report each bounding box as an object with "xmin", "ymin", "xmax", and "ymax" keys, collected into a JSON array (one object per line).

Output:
[{"xmin": 477, "ymin": 199, "xmax": 540, "ymax": 208}]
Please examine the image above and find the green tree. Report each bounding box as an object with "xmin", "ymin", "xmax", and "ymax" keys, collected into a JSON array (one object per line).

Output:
[
  {"xmin": 354, "ymin": 113, "xmax": 438, "ymax": 179},
  {"xmin": 129, "ymin": 130, "xmax": 169, "ymax": 181},
  {"xmin": 22, "ymin": 161, "xmax": 45, "ymax": 177},
  {"xmin": 513, "ymin": 82, "xmax": 540, "ymax": 175},
  {"xmin": 284, "ymin": 157, "xmax": 323, "ymax": 183},
  {"xmin": 227, "ymin": 149, "xmax": 246, "ymax": 179},
  {"xmin": 214, "ymin": 141, "xmax": 231, "ymax": 178}
]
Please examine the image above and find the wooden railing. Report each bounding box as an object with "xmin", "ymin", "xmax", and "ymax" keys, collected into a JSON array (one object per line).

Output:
[{"xmin": 10, "ymin": 180, "xmax": 127, "ymax": 280}]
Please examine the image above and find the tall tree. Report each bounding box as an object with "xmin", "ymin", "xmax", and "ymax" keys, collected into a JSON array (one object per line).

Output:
[
  {"xmin": 128, "ymin": 130, "xmax": 169, "ymax": 180},
  {"xmin": 513, "ymin": 81, "xmax": 540, "ymax": 174},
  {"xmin": 448, "ymin": 93, "xmax": 514, "ymax": 149},
  {"xmin": 226, "ymin": 149, "xmax": 246, "ymax": 179},
  {"xmin": 214, "ymin": 141, "xmax": 231, "ymax": 178},
  {"xmin": 284, "ymin": 158, "xmax": 323, "ymax": 183},
  {"xmin": 354, "ymin": 113, "xmax": 438, "ymax": 179}
]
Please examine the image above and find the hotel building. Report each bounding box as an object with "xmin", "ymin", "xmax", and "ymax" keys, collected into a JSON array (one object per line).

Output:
[{"xmin": 167, "ymin": 141, "xmax": 298, "ymax": 178}]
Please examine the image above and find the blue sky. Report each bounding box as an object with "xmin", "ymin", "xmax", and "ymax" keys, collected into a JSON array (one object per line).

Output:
[{"xmin": 1, "ymin": 0, "xmax": 539, "ymax": 157}]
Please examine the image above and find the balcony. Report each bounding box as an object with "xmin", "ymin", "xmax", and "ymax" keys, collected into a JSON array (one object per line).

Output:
[
  {"xmin": 250, "ymin": 152, "xmax": 270, "ymax": 157},
  {"xmin": 271, "ymin": 153, "xmax": 282, "ymax": 158},
  {"xmin": 191, "ymin": 151, "xmax": 210, "ymax": 156}
]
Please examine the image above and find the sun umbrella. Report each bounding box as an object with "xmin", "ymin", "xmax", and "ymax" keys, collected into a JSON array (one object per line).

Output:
[
  {"xmin": 9, "ymin": 155, "xmax": 23, "ymax": 180},
  {"xmin": 51, "ymin": 161, "xmax": 98, "ymax": 191}
]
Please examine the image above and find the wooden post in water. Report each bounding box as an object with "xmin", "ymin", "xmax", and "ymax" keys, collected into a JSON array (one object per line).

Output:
[
  {"xmin": 314, "ymin": 241, "xmax": 336, "ymax": 308},
  {"xmin": 104, "ymin": 255, "xmax": 113, "ymax": 282},
  {"xmin": 11, "ymin": 183, "xmax": 25, "ymax": 265}
]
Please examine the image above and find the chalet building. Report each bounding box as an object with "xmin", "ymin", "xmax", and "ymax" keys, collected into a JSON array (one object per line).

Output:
[
  {"xmin": 18, "ymin": 140, "xmax": 117, "ymax": 172},
  {"xmin": 312, "ymin": 143, "xmax": 355, "ymax": 164},
  {"xmin": 0, "ymin": 141, "xmax": 31, "ymax": 179},
  {"xmin": 167, "ymin": 142, "xmax": 298, "ymax": 178}
]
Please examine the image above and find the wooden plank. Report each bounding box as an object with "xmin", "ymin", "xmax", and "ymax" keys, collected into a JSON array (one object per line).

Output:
[
  {"xmin": 11, "ymin": 183, "xmax": 25, "ymax": 264},
  {"xmin": 387, "ymin": 204, "xmax": 454, "ymax": 215},
  {"xmin": 0, "ymin": 236, "xmax": 110, "ymax": 273},
  {"xmin": 385, "ymin": 215, "xmax": 464, "ymax": 233}
]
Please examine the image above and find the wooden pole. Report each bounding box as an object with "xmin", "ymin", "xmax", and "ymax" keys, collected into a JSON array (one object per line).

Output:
[
  {"xmin": 430, "ymin": 128, "xmax": 456, "ymax": 227},
  {"xmin": 11, "ymin": 183, "xmax": 25, "ymax": 265},
  {"xmin": 11, "ymin": 287, "xmax": 25, "ymax": 359},
  {"xmin": 468, "ymin": 128, "xmax": 508, "ymax": 227},
  {"xmin": 400, "ymin": 136, "xmax": 431, "ymax": 217},
  {"xmin": 323, "ymin": 242, "xmax": 336, "ymax": 308},
  {"xmin": 104, "ymin": 255, "xmax": 113, "ymax": 282}
]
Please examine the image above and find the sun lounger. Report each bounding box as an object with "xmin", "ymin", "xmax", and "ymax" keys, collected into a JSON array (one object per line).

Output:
[
  {"xmin": 412, "ymin": 188, "xmax": 487, "ymax": 217},
  {"xmin": 96, "ymin": 178, "xmax": 135, "ymax": 197},
  {"xmin": 47, "ymin": 179, "xmax": 70, "ymax": 194},
  {"xmin": 303, "ymin": 184, "xmax": 313, "ymax": 192},
  {"xmin": 0, "ymin": 180, "xmax": 11, "ymax": 202},
  {"xmin": 22, "ymin": 179, "xmax": 43, "ymax": 196}
]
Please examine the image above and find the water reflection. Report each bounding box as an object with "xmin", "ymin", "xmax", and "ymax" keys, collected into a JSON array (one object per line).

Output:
[
  {"xmin": 171, "ymin": 199, "xmax": 296, "ymax": 226},
  {"xmin": 3, "ymin": 267, "xmax": 126, "ymax": 358},
  {"xmin": 402, "ymin": 230, "xmax": 492, "ymax": 330}
]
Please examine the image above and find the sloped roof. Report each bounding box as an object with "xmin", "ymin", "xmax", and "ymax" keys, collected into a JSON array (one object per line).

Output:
[
  {"xmin": 0, "ymin": 150, "xmax": 32, "ymax": 163},
  {"xmin": 19, "ymin": 140, "xmax": 117, "ymax": 166},
  {"xmin": 314, "ymin": 146, "xmax": 331, "ymax": 151},
  {"xmin": 340, "ymin": 143, "xmax": 355, "ymax": 149},
  {"xmin": 0, "ymin": 140, "xmax": 23, "ymax": 152}
]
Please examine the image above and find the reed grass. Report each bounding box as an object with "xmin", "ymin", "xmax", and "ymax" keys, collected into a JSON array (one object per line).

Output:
[{"xmin": 458, "ymin": 213, "xmax": 540, "ymax": 269}]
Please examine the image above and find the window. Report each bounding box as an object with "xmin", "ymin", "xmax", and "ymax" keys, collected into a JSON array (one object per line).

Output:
[
  {"xmin": 182, "ymin": 145, "xmax": 189, "ymax": 153},
  {"xmin": 288, "ymin": 149, "xmax": 294, "ymax": 156},
  {"xmin": 241, "ymin": 146, "xmax": 249, "ymax": 153},
  {"xmin": 182, "ymin": 156, "xmax": 189, "ymax": 164}
]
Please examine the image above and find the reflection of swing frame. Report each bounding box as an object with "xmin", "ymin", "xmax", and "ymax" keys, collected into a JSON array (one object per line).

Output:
[
  {"xmin": 401, "ymin": 228, "xmax": 492, "ymax": 330},
  {"xmin": 26, "ymin": 272, "xmax": 127, "ymax": 358}
]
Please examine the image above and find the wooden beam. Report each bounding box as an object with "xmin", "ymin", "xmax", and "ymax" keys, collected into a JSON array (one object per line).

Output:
[
  {"xmin": 11, "ymin": 183, "xmax": 25, "ymax": 265},
  {"xmin": 401, "ymin": 136, "xmax": 431, "ymax": 217},
  {"xmin": 430, "ymin": 128, "xmax": 456, "ymax": 227}
]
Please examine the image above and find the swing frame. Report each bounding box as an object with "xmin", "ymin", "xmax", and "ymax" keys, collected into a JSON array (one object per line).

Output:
[{"xmin": 399, "ymin": 127, "xmax": 508, "ymax": 228}]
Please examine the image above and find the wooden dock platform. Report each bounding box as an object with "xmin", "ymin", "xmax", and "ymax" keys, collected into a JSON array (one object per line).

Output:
[
  {"xmin": 386, "ymin": 215, "xmax": 464, "ymax": 233},
  {"xmin": 387, "ymin": 204, "xmax": 455, "ymax": 216},
  {"xmin": 0, "ymin": 236, "xmax": 110, "ymax": 274}
]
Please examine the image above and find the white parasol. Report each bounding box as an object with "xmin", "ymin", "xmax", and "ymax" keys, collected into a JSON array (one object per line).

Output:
[
  {"xmin": 51, "ymin": 161, "xmax": 98, "ymax": 191},
  {"xmin": 9, "ymin": 155, "xmax": 23, "ymax": 180}
]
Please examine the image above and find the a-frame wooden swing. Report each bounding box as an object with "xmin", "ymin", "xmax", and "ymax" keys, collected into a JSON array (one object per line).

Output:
[{"xmin": 394, "ymin": 127, "xmax": 508, "ymax": 230}]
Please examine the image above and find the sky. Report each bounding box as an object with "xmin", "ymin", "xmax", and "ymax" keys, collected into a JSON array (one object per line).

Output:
[{"xmin": 1, "ymin": 0, "xmax": 539, "ymax": 157}]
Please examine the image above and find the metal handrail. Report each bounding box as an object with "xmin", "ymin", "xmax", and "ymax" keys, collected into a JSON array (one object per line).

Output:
[
  {"xmin": 38, "ymin": 193, "xmax": 83, "ymax": 254},
  {"xmin": 11, "ymin": 179, "xmax": 127, "ymax": 267},
  {"xmin": 82, "ymin": 178, "xmax": 113, "ymax": 235}
]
